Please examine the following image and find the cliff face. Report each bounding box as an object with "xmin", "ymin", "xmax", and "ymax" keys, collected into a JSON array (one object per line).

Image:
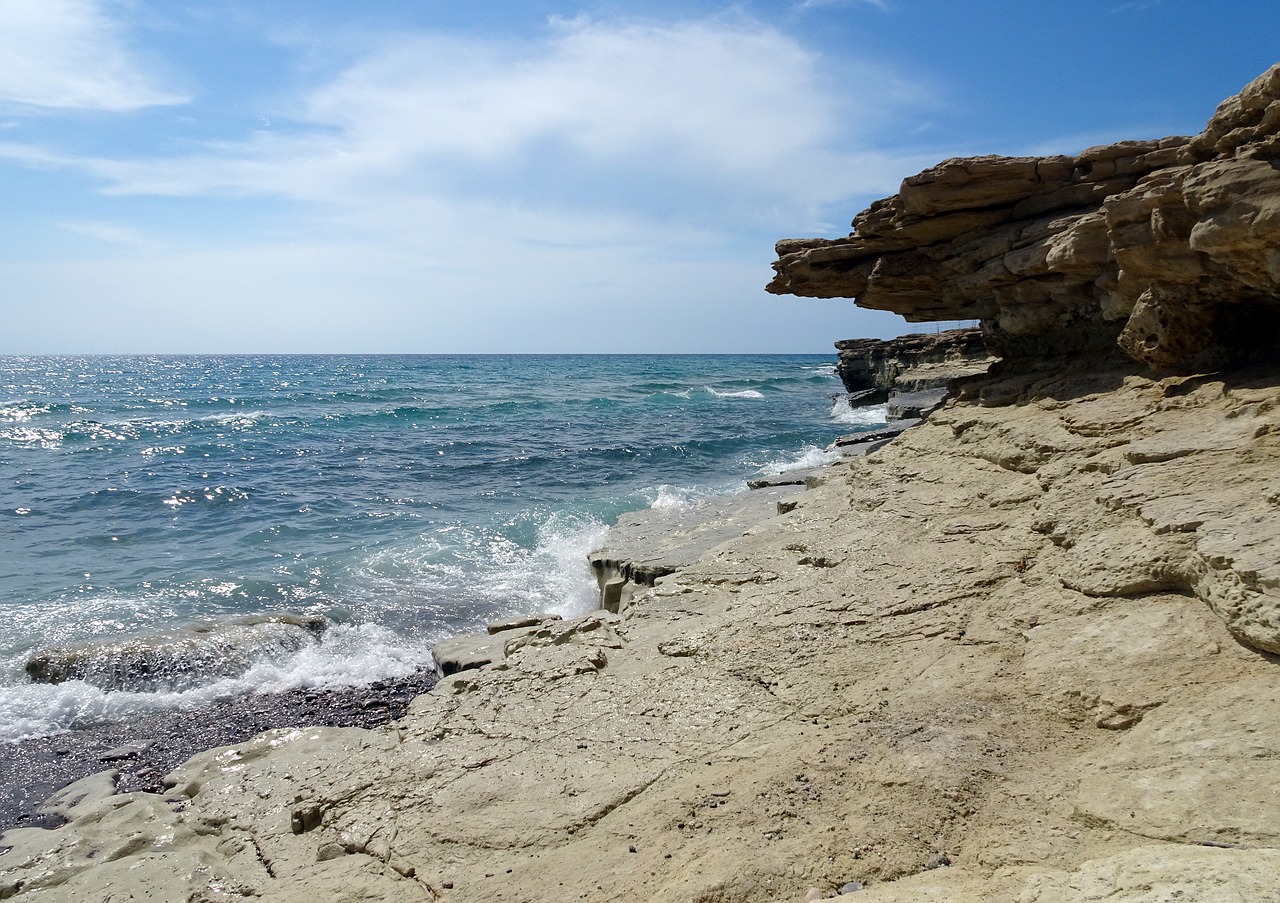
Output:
[
  {"xmin": 834, "ymin": 327, "xmax": 993, "ymax": 396},
  {"xmin": 770, "ymin": 65, "xmax": 1280, "ymax": 368}
]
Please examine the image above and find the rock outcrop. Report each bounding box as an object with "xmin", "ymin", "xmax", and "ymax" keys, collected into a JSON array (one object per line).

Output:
[
  {"xmin": 834, "ymin": 327, "xmax": 994, "ymax": 397},
  {"xmin": 769, "ymin": 65, "xmax": 1280, "ymax": 369},
  {"xmin": 24, "ymin": 614, "xmax": 328, "ymax": 692}
]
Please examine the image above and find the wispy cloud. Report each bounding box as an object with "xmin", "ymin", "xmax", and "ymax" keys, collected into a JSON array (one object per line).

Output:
[
  {"xmin": 0, "ymin": 11, "xmax": 942, "ymax": 351},
  {"xmin": 15, "ymin": 15, "xmax": 931, "ymax": 218},
  {"xmin": 0, "ymin": 0, "xmax": 187, "ymax": 111},
  {"xmin": 58, "ymin": 219, "xmax": 154, "ymax": 246},
  {"xmin": 795, "ymin": 0, "xmax": 889, "ymax": 12}
]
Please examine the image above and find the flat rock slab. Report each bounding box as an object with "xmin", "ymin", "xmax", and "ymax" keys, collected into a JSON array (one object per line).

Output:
[
  {"xmin": 833, "ymin": 419, "xmax": 921, "ymax": 448},
  {"xmin": 748, "ymin": 469, "xmax": 817, "ymax": 489},
  {"xmin": 589, "ymin": 485, "xmax": 801, "ymax": 588},
  {"xmin": 887, "ymin": 388, "xmax": 949, "ymax": 419},
  {"xmin": 432, "ymin": 616, "xmax": 562, "ymax": 675}
]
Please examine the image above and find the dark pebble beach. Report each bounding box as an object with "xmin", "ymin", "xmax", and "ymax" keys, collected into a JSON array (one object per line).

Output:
[{"xmin": 0, "ymin": 668, "xmax": 438, "ymax": 834}]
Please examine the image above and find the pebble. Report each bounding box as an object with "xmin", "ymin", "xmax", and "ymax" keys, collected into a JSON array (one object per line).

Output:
[
  {"xmin": 840, "ymin": 881, "xmax": 863, "ymax": 894},
  {"xmin": 0, "ymin": 668, "xmax": 439, "ymax": 834}
]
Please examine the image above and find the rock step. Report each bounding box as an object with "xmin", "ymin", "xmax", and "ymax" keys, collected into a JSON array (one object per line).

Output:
[
  {"xmin": 588, "ymin": 485, "xmax": 802, "ymax": 612},
  {"xmin": 431, "ymin": 614, "xmax": 564, "ymax": 676}
]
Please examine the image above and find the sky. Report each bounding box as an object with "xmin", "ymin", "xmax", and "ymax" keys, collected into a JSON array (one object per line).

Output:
[{"xmin": 0, "ymin": 1, "xmax": 1276, "ymax": 353}]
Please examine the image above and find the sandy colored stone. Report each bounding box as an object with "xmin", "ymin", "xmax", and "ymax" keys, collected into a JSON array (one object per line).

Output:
[{"xmin": 4, "ymin": 359, "xmax": 1278, "ymax": 902}]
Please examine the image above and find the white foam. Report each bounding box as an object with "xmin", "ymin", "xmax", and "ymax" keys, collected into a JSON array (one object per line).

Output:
[
  {"xmin": 0, "ymin": 623, "xmax": 436, "ymax": 743},
  {"xmin": 650, "ymin": 485, "xmax": 698, "ymax": 509},
  {"xmin": 236, "ymin": 623, "xmax": 431, "ymax": 690},
  {"xmin": 831, "ymin": 398, "xmax": 889, "ymax": 426},
  {"xmin": 705, "ymin": 386, "xmax": 764, "ymax": 399},
  {"xmin": 353, "ymin": 510, "xmax": 609, "ymax": 633},
  {"xmin": 756, "ymin": 444, "xmax": 843, "ymax": 475}
]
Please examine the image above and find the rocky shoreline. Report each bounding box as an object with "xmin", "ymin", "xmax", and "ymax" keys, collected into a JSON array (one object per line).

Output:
[
  {"xmin": 3, "ymin": 65, "xmax": 1280, "ymax": 903},
  {"xmin": 5, "ymin": 353, "xmax": 1277, "ymax": 901}
]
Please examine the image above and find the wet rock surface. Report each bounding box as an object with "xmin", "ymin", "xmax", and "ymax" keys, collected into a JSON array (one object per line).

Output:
[
  {"xmin": 23, "ymin": 614, "xmax": 330, "ymax": 692},
  {"xmin": 834, "ymin": 328, "xmax": 994, "ymax": 398},
  {"xmin": 0, "ymin": 669, "xmax": 436, "ymax": 833}
]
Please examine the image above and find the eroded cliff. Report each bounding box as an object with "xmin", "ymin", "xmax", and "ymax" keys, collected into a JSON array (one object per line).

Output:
[
  {"xmin": 834, "ymin": 327, "xmax": 994, "ymax": 397},
  {"xmin": 769, "ymin": 65, "xmax": 1280, "ymax": 369}
]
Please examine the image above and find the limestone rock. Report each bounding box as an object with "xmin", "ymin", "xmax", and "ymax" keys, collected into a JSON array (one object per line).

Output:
[
  {"xmin": 834, "ymin": 328, "xmax": 995, "ymax": 397},
  {"xmin": 769, "ymin": 65, "xmax": 1280, "ymax": 368}
]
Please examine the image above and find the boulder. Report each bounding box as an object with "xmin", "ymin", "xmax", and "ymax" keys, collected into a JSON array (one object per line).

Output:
[{"xmin": 24, "ymin": 614, "xmax": 328, "ymax": 692}]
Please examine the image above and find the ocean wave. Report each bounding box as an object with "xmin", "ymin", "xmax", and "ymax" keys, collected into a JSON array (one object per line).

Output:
[
  {"xmin": 162, "ymin": 485, "xmax": 251, "ymax": 509},
  {"xmin": 831, "ymin": 398, "xmax": 889, "ymax": 426},
  {"xmin": 754, "ymin": 444, "xmax": 844, "ymax": 475},
  {"xmin": 0, "ymin": 426, "xmax": 65, "ymax": 448},
  {"xmin": 0, "ymin": 401, "xmax": 54, "ymax": 423},
  {"xmin": 1, "ymin": 410, "xmax": 271, "ymax": 450},
  {"xmin": 0, "ymin": 622, "xmax": 432, "ymax": 743},
  {"xmin": 648, "ymin": 484, "xmax": 708, "ymax": 509},
  {"xmin": 705, "ymin": 386, "xmax": 765, "ymax": 399},
  {"xmin": 354, "ymin": 510, "xmax": 607, "ymax": 632}
]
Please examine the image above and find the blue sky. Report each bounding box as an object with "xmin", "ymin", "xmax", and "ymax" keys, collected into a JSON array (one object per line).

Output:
[{"xmin": 0, "ymin": 1, "xmax": 1276, "ymax": 353}]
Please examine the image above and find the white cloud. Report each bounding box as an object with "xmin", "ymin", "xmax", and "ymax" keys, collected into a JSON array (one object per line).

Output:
[
  {"xmin": 0, "ymin": 0, "xmax": 186, "ymax": 111},
  {"xmin": 42, "ymin": 15, "xmax": 930, "ymax": 216},
  {"xmin": 0, "ymin": 12, "xmax": 937, "ymax": 353},
  {"xmin": 796, "ymin": 0, "xmax": 889, "ymax": 11},
  {"xmin": 58, "ymin": 219, "xmax": 153, "ymax": 246}
]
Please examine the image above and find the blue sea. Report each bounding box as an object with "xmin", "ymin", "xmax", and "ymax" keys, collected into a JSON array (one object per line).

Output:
[{"xmin": 0, "ymin": 355, "xmax": 883, "ymax": 741}]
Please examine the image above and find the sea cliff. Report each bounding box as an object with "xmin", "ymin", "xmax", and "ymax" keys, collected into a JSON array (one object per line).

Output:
[{"xmin": 3, "ymin": 68, "xmax": 1280, "ymax": 903}]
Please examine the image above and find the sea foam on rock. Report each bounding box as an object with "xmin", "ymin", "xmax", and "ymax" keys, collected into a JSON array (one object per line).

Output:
[{"xmin": 23, "ymin": 614, "xmax": 328, "ymax": 692}]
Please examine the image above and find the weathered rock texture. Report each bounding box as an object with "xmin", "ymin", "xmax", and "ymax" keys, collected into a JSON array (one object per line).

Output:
[
  {"xmin": 834, "ymin": 327, "xmax": 994, "ymax": 397},
  {"xmin": 769, "ymin": 65, "xmax": 1280, "ymax": 369},
  {"xmin": 4, "ymin": 359, "xmax": 1279, "ymax": 903}
]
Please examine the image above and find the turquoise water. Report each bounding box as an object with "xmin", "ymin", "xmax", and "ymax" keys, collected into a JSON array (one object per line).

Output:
[{"xmin": 0, "ymin": 355, "xmax": 883, "ymax": 739}]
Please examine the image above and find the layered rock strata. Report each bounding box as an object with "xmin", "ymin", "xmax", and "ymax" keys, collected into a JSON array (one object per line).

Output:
[
  {"xmin": 834, "ymin": 327, "xmax": 994, "ymax": 398},
  {"xmin": 769, "ymin": 65, "xmax": 1280, "ymax": 368}
]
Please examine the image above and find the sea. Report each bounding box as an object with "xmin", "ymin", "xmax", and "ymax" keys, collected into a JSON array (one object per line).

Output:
[{"xmin": 0, "ymin": 355, "xmax": 883, "ymax": 742}]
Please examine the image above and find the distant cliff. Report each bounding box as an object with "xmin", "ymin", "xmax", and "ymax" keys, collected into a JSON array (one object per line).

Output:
[{"xmin": 834, "ymin": 327, "xmax": 994, "ymax": 398}]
